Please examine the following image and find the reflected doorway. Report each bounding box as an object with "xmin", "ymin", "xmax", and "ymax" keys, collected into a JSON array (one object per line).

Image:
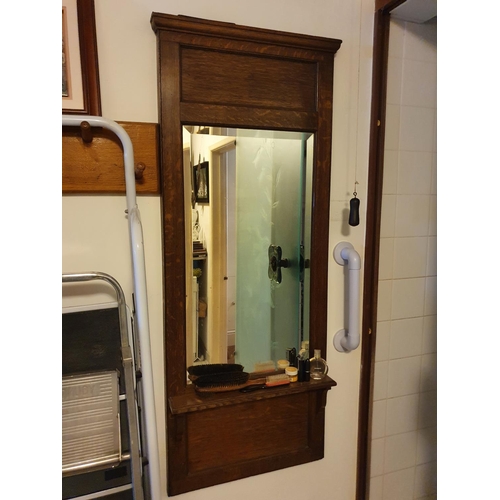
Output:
[{"xmin": 185, "ymin": 128, "xmax": 313, "ymax": 373}]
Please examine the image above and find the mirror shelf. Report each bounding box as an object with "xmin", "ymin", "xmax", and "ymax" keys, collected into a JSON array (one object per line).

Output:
[{"xmin": 169, "ymin": 376, "xmax": 337, "ymax": 415}]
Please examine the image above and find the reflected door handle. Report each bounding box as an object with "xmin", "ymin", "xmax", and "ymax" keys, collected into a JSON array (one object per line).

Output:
[{"xmin": 268, "ymin": 245, "xmax": 289, "ymax": 284}]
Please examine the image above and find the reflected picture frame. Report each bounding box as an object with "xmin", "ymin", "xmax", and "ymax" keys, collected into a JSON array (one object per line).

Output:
[
  {"xmin": 62, "ymin": 0, "xmax": 101, "ymax": 115},
  {"xmin": 193, "ymin": 161, "xmax": 209, "ymax": 204}
]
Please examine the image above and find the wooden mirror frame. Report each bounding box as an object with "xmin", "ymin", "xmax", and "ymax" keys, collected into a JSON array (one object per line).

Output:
[{"xmin": 151, "ymin": 13, "xmax": 342, "ymax": 496}]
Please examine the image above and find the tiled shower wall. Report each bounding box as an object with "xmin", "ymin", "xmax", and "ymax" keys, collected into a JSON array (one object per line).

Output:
[{"xmin": 369, "ymin": 18, "xmax": 437, "ymax": 500}]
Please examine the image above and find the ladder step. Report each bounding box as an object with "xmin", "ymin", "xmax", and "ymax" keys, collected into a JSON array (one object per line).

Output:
[
  {"xmin": 66, "ymin": 483, "xmax": 132, "ymax": 500},
  {"xmin": 63, "ymin": 371, "xmax": 121, "ymax": 475}
]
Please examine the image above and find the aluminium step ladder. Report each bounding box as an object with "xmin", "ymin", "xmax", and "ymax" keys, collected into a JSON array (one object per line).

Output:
[
  {"xmin": 62, "ymin": 115, "xmax": 161, "ymax": 500},
  {"xmin": 62, "ymin": 272, "xmax": 145, "ymax": 500}
]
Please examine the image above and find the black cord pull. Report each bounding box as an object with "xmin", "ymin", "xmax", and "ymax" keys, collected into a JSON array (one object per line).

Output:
[
  {"xmin": 349, "ymin": 197, "xmax": 360, "ymax": 226},
  {"xmin": 349, "ymin": 183, "xmax": 360, "ymax": 227}
]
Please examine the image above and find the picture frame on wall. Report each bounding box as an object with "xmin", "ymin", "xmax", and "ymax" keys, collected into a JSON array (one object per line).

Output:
[
  {"xmin": 193, "ymin": 161, "xmax": 209, "ymax": 204},
  {"xmin": 62, "ymin": 0, "xmax": 101, "ymax": 115}
]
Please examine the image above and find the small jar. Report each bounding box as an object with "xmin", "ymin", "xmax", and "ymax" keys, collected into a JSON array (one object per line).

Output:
[
  {"xmin": 277, "ymin": 359, "xmax": 290, "ymax": 370},
  {"xmin": 285, "ymin": 366, "xmax": 298, "ymax": 382}
]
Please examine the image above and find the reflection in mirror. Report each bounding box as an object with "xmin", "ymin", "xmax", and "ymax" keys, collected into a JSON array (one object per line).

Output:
[{"xmin": 183, "ymin": 126, "xmax": 314, "ymax": 373}]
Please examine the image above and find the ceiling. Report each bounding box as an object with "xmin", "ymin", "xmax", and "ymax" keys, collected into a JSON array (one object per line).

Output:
[{"xmin": 391, "ymin": 0, "xmax": 437, "ymax": 23}]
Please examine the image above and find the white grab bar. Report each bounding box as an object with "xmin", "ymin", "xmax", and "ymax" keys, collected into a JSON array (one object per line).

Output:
[
  {"xmin": 62, "ymin": 115, "xmax": 161, "ymax": 500},
  {"xmin": 333, "ymin": 242, "xmax": 361, "ymax": 353}
]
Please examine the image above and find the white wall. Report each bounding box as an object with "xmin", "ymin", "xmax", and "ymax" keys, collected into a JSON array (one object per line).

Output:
[
  {"xmin": 62, "ymin": 1, "xmax": 375, "ymax": 498},
  {"xmin": 369, "ymin": 19, "xmax": 437, "ymax": 500}
]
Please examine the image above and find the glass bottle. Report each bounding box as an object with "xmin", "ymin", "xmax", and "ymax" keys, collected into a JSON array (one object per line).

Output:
[{"xmin": 309, "ymin": 349, "xmax": 328, "ymax": 380}]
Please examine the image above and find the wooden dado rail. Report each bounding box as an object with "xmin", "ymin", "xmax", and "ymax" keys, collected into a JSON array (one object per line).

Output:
[{"xmin": 62, "ymin": 121, "xmax": 160, "ymax": 194}]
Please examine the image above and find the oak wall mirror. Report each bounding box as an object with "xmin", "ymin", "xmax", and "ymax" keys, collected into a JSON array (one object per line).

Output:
[
  {"xmin": 151, "ymin": 13, "xmax": 342, "ymax": 496},
  {"xmin": 183, "ymin": 126, "xmax": 314, "ymax": 372}
]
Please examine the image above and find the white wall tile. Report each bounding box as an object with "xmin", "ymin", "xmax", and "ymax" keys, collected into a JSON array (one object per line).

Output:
[
  {"xmin": 380, "ymin": 195, "xmax": 396, "ymax": 238},
  {"xmin": 385, "ymin": 104, "xmax": 401, "ymax": 151},
  {"xmin": 432, "ymin": 109, "xmax": 437, "ymax": 153},
  {"xmin": 382, "ymin": 150, "xmax": 399, "ymax": 194},
  {"xmin": 386, "ymin": 56, "xmax": 403, "ymax": 105},
  {"xmin": 401, "ymin": 59, "xmax": 436, "ymax": 108},
  {"xmin": 399, "ymin": 106, "xmax": 435, "ymax": 152},
  {"xmin": 389, "ymin": 317, "xmax": 423, "ymax": 359},
  {"xmin": 388, "ymin": 356, "xmax": 421, "ymax": 398},
  {"xmin": 404, "ymin": 23, "xmax": 437, "ymax": 63},
  {"xmin": 391, "ymin": 278, "xmax": 425, "ymax": 320},
  {"xmin": 384, "ymin": 431, "xmax": 417, "ymax": 473},
  {"xmin": 397, "ymin": 151, "xmax": 432, "ymax": 194},
  {"xmin": 369, "ymin": 474, "xmax": 383, "ymax": 500},
  {"xmin": 393, "ymin": 237, "xmax": 428, "ymax": 279},
  {"xmin": 414, "ymin": 461, "xmax": 437, "ymax": 498},
  {"xmin": 388, "ymin": 20, "xmax": 406, "ymax": 59},
  {"xmin": 377, "ymin": 280, "xmax": 393, "ymax": 322},
  {"xmin": 420, "ymin": 353, "xmax": 437, "ymax": 393},
  {"xmin": 374, "ymin": 361, "xmax": 389, "ymax": 401},
  {"xmin": 376, "ymin": 321, "xmax": 391, "ymax": 362},
  {"xmin": 430, "ymin": 152, "xmax": 437, "ymax": 195},
  {"xmin": 416, "ymin": 426, "xmax": 437, "ymax": 465},
  {"xmin": 422, "ymin": 315, "xmax": 437, "ymax": 354},
  {"xmin": 382, "ymin": 467, "xmax": 415, "ymax": 500},
  {"xmin": 426, "ymin": 236, "xmax": 437, "ymax": 277},
  {"xmin": 371, "ymin": 438, "xmax": 386, "ymax": 477},
  {"xmin": 418, "ymin": 390, "xmax": 437, "ymax": 429},
  {"xmin": 395, "ymin": 195, "xmax": 430, "ymax": 237},
  {"xmin": 378, "ymin": 238, "xmax": 394, "ymax": 280},
  {"xmin": 385, "ymin": 394, "xmax": 419, "ymax": 435},
  {"xmin": 424, "ymin": 276, "xmax": 437, "ymax": 316},
  {"xmin": 370, "ymin": 19, "xmax": 437, "ymax": 500},
  {"xmin": 372, "ymin": 399, "xmax": 387, "ymax": 439},
  {"xmin": 428, "ymin": 195, "xmax": 437, "ymax": 236}
]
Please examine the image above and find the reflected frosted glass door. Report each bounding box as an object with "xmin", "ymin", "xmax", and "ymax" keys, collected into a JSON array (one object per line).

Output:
[{"xmin": 235, "ymin": 133, "xmax": 308, "ymax": 371}]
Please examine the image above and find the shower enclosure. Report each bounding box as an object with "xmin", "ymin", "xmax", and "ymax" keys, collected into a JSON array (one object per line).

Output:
[{"xmin": 234, "ymin": 131, "xmax": 314, "ymax": 371}]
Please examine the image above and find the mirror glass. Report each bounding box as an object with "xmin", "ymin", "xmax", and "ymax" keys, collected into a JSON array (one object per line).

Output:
[{"xmin": 183, "ymin": 126, "xmax": 314, "ymax": 373}]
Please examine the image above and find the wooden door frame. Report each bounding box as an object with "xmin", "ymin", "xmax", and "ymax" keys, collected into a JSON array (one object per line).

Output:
[
  {"xmin": 208, "ymin": 136, "xmax": 236, "ymax": 363},
  {"xmin": 356, "ymin": 1, "xmax": 408, "ymax": 498}
]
